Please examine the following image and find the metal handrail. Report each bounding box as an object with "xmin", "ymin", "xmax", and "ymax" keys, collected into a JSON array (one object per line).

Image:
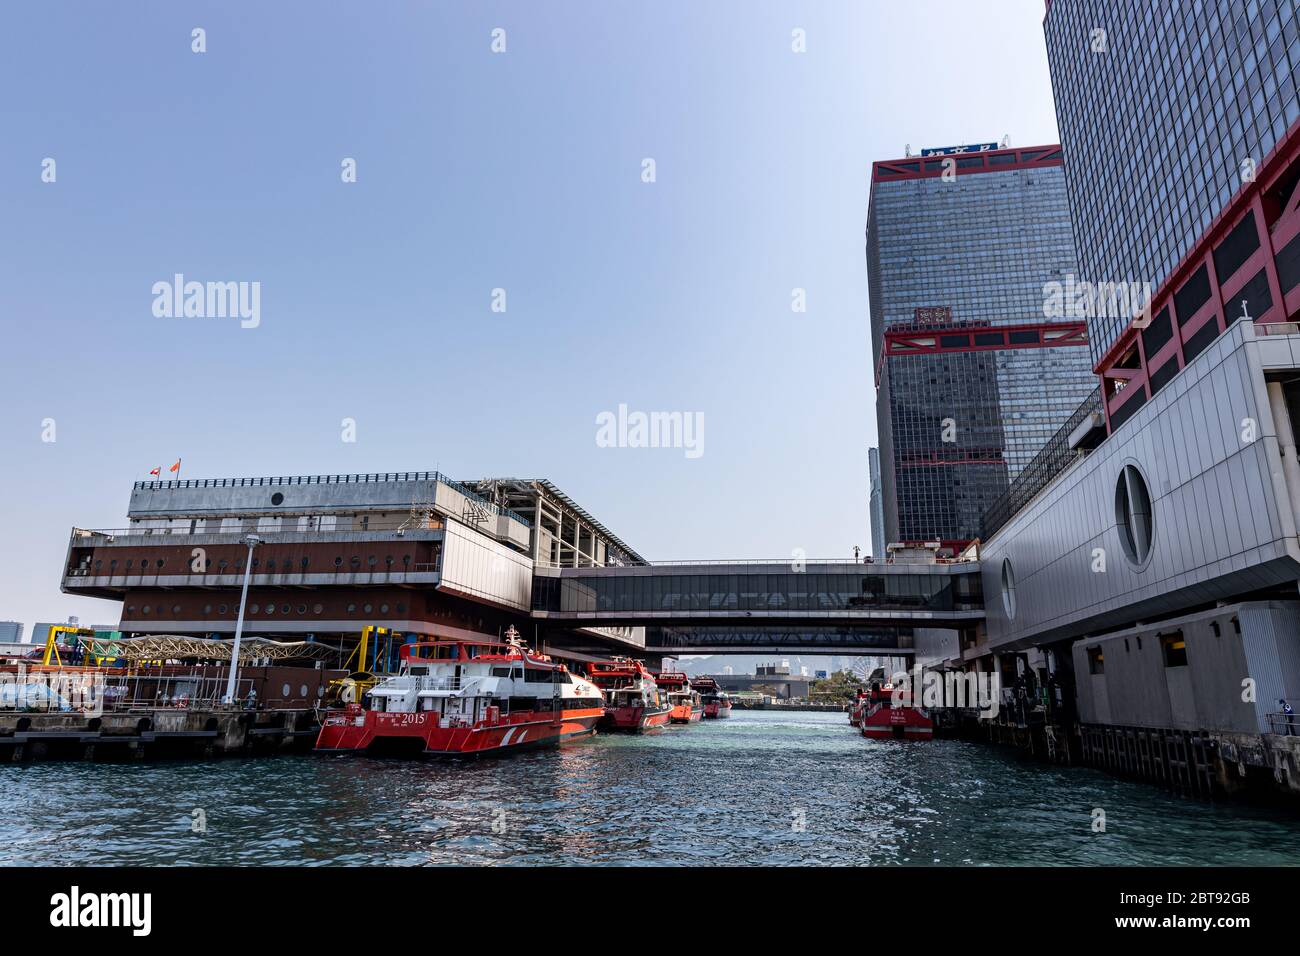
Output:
[
  {"xmin": 71, "ymin": 523, "xmax": 444, "ymax": 540},
  {"xmin": 130, "ymin": 471, "xmax": 532, "ymax": 526},
  {"xmin": 608, "ymin": 557, "xmax": 977, "ymax": 568},
  {"xmin": 1268, "ymin": 711, "xmax": 1300, "ymax": 734}
]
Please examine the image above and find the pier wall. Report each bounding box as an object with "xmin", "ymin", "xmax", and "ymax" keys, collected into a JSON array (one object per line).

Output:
[{"xmin": 0, "ymin": 708, "xmax": 320, "ymax": 761}]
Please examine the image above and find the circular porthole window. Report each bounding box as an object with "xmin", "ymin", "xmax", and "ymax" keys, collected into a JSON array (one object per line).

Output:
[
  {"xmin": 271, "ymin": 492, "xmax": 284, "ymax": 506},
  {"xmin": 1000, "ymin": 558, "xmax": 1017, "ymax": 620},
  {"xmin": 1115, "ymin": 463, "xmax": 1154, "ymax": 567},
  {"xmin": 282, "ymin": 683, "xmax": 292, "ymax": 698}
]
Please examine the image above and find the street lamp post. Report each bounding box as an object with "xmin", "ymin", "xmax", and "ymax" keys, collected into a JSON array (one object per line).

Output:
[{"xmin": 223, "ymin": 534, "xmax": 262, "ymax": 705}]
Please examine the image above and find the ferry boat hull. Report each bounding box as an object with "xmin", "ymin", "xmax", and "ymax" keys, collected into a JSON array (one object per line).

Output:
[
  {"xmin": 702, "ymin": 700, "xmax": 731, "ymax": 719},
  {"xmin": 317, "ymin": 705, "xmax": 604, "ymax": 756},
  {"xmin": 848, "ymin": 696, "xmax": 867, "ymax": 727},
  {"xmin": 599, "ymin": 705, "xmax": 672, "ymax": 732},
  {"xmin": 860, "ymin": 705, "xmax": 933, "ymax": 741},
  {"xmin": 669, "ymin": 703, "xmax": 703, "ymax": 723}
]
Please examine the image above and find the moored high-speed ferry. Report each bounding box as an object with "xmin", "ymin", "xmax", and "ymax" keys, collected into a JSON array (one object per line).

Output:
[
  {"xmin": 859, "ymin": 679, "xmax": 933, "ymax": 741},
  {"xmin": 654, "ymin": 672, "xmax": 703, "ymax": 723},
  {"xmin": 692, "ymin": 677, "xmax": 732, "ymax": 718},
  {"xmin": 314, "ymin": 631, "xmax": 604, "ymax": 757},
  {"xmin": 587, "ymin": 658, "xmax": 671, "ymax": 732},
  {"xmin": 848, "ymin": 689, "xmax": 870, "ymax": 727}
]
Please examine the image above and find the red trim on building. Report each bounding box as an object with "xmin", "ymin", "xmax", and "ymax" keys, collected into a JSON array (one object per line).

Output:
[
  {"xmin": 875, "ymin": 320, "xmax": 1089, "ymax": 386},
  {"xmin": 1095, "ymin": 118, "xmax": 1300, "ymax": 431},
  {"xmin": 871, "ymin": 144, "xmax": 1064, "ymax": 183},
  {"xmin": 896, "ymin": 454, "xmax": 1006, "ymax": 468},
  {"xmin": 883, "ymin": 320, "xmax": 1088, "ymax": 357}
]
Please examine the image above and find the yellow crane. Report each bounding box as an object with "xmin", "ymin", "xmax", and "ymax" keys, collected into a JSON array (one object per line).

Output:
[
  {"xmin": 326, "ymin": 626, "xmax": 398, "ymax": 704},
  {"xmin": 41, "ymin": 626, "xmax": 96, "ymax": 666}
]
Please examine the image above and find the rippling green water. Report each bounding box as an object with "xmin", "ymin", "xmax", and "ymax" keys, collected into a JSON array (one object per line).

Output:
[{"xmin": 1, "ymin": 710, "xmax": 1298, "ymax": 865}]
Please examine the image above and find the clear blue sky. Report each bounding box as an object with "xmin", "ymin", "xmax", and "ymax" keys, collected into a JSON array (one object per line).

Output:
[{"xmin": 0, "ymin": 0, "xmax": 1060, "ymax": 631}]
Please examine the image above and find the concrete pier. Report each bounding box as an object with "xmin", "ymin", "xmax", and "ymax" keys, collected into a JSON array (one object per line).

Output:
[{"xmin": 0, "ymin": 708, "xmax": 320, "ymax": 761}]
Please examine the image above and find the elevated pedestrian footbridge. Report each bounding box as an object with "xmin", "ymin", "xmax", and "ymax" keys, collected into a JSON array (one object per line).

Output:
[{"xmin": 530, "ymin": 559, "xmax": 983, "ymax": 653}]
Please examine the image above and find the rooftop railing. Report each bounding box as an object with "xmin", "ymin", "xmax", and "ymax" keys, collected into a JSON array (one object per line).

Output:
[
  {"xmin": 70, "ymin": 521, "xmax": 444, "ymax": 541},
  {"xmin": 129, "ymin": 471, "xmax": 531, "ymax": 525},
  {"xmin": 607, "ymin": 557, "xmax": 976, "ymax": 568}
]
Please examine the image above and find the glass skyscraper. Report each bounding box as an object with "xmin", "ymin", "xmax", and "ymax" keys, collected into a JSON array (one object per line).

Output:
[
  {"xmin": 868, "ymin": 447, "xmax": 885, "ymax": 559},
  {"xmin": 868, "ymin": 145, "xmax": 1098, "ymax": 545},
  {"xmin": 1044, "ymin": 0, "xmax": 1300, "ymax": 366}
]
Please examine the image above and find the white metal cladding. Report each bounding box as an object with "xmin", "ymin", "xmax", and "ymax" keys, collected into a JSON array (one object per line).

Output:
[
  {"xmin": 981, "ymin": 320, "xmax": 1300, "ymax": 650},
  {"xmin": 1240, "ymin": 602, "xmax": 1300, "ymax": 730},
  {"xmin": 128, "ymin": 474, "xmax": 531, "ymax": 550},
  {"xmin": 1069, "ymin": 602, "xmax": 1300, "ymax": 734},
  {"xmin": 438, "ymin": 518, "xmax": 533, "ymax": 611},
  {"xmin": 129, "ymin": 476, "xmax": 445, "ymax": 517}
]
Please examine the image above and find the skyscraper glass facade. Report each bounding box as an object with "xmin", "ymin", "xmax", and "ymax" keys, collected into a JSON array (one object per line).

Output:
[
  {"xmin": 1045, "ymin": 0, "xmax": 1300, "ymax": 366},
  {"xmin": 868, "ymin": 150, "xmax": 1098, "ymax": 544},
  {"xmin": 868, "ymin": 447, "xmax": 885, "ymax": 559}
]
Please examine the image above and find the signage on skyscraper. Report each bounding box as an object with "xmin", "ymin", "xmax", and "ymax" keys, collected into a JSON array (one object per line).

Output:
[{"xmin": 920, "ymin": 143, "xmax": 999, "ymax": 156}]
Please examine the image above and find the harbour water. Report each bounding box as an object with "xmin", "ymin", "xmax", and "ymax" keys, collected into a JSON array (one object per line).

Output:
[{"xmin": 1, "ymin": 710, "xmax": 1298, "ymax": 866}]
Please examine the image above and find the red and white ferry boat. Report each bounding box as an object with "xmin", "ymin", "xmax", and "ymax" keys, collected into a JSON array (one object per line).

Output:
[
  {"xmin": 654, "ymin": 672, "xmax": 703, "ymax": 723},
  {"xmin": 315, "ymin": 631, "xmax": 604, "ymax": 757},
  {"xmin": 587, "ymin": 658, "xmax": 671, "ymax": 732},
  {"xmin": 859, "ymin": 679, "xmax": 933, "ymax": 741},
  {"xmin": 692, "ymin": 677, "xmax": 732, "ymax": 718},
  {"xmin": 848, "ymin": 689, "xmax": 870, "ymax": 727}
]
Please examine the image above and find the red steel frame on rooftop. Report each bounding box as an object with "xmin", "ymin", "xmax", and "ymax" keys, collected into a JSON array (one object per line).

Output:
[
  {"xmin": 1095, "ymin": 118, "xmax": 1300, "ymax": 432},
  {"xmin": 874, "ymin": 319, "xmax": 1089, "ymax": 387},
  {"xmin": 871, "ymin": 144, "xmax": 1063, "ymax": 183}
]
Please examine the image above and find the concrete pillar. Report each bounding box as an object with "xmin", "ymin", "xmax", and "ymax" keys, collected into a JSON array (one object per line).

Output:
[{"xmin": 1267, "ymin": 381, "xmax": 1300, "ymax": 537}]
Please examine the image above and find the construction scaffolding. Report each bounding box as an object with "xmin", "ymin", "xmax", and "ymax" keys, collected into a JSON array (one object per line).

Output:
[{"xmin": 80, "ymin": 634, "xmax": 336, "ymax": 664}]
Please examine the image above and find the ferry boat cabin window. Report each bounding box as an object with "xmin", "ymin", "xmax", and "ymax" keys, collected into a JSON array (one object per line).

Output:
[
  {"xmin": 491, "ymin": 667, "xmax": 513, "ymax": 678},
  {"xmin": 525, "ymin": 669, "xmax": 553, "ymax": 683}
]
